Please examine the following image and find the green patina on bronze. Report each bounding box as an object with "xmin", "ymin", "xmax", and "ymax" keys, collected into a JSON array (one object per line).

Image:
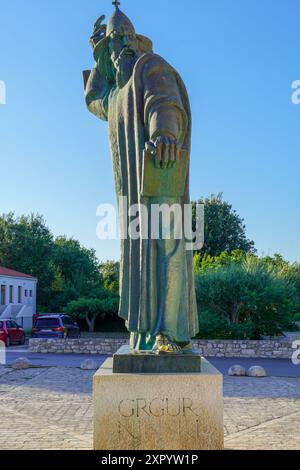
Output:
[{"xmin": 83, "ymin": 3, "xmax": 199, "ymax": 353}]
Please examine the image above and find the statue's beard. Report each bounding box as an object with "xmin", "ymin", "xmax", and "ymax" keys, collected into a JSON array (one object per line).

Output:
[{"xmin": 112, "ymin": 47, "xmax": 139, "ymax": 88}]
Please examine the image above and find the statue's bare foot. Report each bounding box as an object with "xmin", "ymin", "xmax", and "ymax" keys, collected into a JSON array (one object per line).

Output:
[{"xmin": 153, "ymin": 334, "xmax": 183, "ymax": 354}]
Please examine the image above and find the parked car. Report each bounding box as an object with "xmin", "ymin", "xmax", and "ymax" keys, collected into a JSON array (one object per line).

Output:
[
  {"xmin": 31, "ymin": 315, "xmax": 80, "ymax": 339},
  {"xmin": 0, "ymin": 320, "xmax": 26, "ymax": 347}
]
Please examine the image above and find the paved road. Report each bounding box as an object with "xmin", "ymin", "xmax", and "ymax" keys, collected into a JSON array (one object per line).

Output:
[
  {"xmin": 209, "ymin": 357, "xmax": 300, "ymax": 378},
  {"xmin": 1, "ymin": 364, "xmax": 300, "ymax": 450},
  {"xmin": 4, "ymin": 346, "xmax": 108, "ymax": 368},
  {"xmin": 3, "ymin": 346, "xmax": 300, "ymax": 377}
]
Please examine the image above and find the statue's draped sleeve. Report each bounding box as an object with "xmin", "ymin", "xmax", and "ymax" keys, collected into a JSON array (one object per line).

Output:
[
  {"xmin": 84, "ymin": 67, "xmax": 111, "ymax": 122},
  {"xmin": 142, "ymin": 55, "xmax": 188, "ymax": 144}
]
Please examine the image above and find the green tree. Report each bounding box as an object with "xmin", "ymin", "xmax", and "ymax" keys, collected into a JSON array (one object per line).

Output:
[
  {"xmin": 262, "ymin": 254, "xmax": 300, "ymax": 317},
  {"xmin": 66, "ymin": 294, "xmax": 119, "ymax": 332},
  {"xmin": 49, "ymin": 237, "xmax": 103, "ymax": 311},
  {"xmin": 194, "ymin": 249, "xmax": 248, "ymax": 272},
  {"xmin": 0, "ymin": 213, "xmax": 107, "ymax": 313},
  {"xmin": 192, "ymin": 194, "xmax": 255, "ymax": 256},
  {"xmin": 0, "ymin": 213, "xmax": 55, "ymax": 307},
  {"xmin": 195, "ymin": 255, "xmax": 298, "ymax": 339},
  {"xmin": 99, "ymin": 261, "xmax": 120, "ymax": 294}
]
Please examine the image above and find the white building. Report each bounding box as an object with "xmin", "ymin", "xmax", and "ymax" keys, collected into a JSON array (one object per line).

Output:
[{"xmin": 0, "ymin": 267, "xmax": 37, "ymax": 330}]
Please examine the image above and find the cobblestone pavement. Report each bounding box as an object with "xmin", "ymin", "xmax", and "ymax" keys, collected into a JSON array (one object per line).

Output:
[{"xmin": 0, "ymin": 365, "xmax": 300, "ymax": 450}]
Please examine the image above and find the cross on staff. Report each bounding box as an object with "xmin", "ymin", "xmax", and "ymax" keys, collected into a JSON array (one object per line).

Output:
[{"xmin": 112, "ymin": 0, "xmax": 120, "ymax": 9}]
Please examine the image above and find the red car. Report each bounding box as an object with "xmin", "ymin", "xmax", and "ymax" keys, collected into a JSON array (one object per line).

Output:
[{"xmin": 0, "ymin": 320, "xmax": 25, "ymax": 347}]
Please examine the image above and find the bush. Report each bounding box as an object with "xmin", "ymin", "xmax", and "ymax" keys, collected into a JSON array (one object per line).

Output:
[
  {"xmin": 196, "ymin": 310, "xmax": 256, "ymax": 340},
  {"xmin": 195, "ymin": 255, "xmax": 298, "ymax": 339},
  {"xmin": 293, "ymin": 313, "xmax": 300, "ymax": 322}
]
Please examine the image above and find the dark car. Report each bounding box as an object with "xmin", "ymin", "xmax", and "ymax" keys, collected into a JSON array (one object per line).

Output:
[
  {"xmin": 31, "ymin": 315, "xmax": 80, "ymax": 339},
  {"xmin": 0, "ymin": 320, "xmax": 26, "ymax": 347}
]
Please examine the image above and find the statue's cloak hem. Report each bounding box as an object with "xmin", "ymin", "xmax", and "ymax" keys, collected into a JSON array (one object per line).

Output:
[{"xmin": 108, "ymin": 53, "xmax": 199, "ymax": 342}]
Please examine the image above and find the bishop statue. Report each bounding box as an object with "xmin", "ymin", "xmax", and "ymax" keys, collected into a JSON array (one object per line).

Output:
[{"xmin": 83, "ymin": 2, "xmax": 199, "ymax": 353}]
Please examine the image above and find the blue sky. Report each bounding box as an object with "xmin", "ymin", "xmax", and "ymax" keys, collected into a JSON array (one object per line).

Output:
[{"xmin": 0, "ymin": 0, "xmax": 299, "ymax": 262}]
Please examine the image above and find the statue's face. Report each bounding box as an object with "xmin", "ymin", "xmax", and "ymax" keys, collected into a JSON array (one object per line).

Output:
[
  {"xmin": 108, "ymin": 26, "xmax": 139, "ymax": 68},
  {"xmin": 108, "ymin": 26, "xmax": 140, "ymax": 88}
]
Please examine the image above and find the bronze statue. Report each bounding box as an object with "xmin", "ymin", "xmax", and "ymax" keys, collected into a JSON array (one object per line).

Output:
[{"xmin": 83, "ymin": 2, "xmax": 198, "ymax": 353}]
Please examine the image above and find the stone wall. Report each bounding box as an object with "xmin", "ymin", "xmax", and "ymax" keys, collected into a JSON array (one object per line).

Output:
[
  {"xmin": 29, "ymin": 338, "xmax": 128, "ymax": 355},
  {"xmin": 29, "ymin": 338, "xmax": 295, "ymax": 359},
  {"xmin": 194, "ymin": 340, "xmax": 293, "ymax": 359}
]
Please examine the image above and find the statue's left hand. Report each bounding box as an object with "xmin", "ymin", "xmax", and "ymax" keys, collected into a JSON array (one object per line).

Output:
[{"xmin": 146, "ymin": 137, "xmax": 182, "ymax": 169}]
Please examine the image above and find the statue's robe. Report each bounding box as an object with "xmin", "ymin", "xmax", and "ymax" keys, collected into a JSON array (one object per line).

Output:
[{"xmin": 85, "ymin": 53, "xmax": 199, "ymax": 348}]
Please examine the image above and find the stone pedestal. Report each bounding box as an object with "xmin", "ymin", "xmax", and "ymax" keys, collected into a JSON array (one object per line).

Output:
[
  {"xmin": 113, "ymin": 345, "xmax": 202, "ymax": 374},
  {"xmin": 93, "ymin": 357, "xmax": 224, "ymax": 450}
]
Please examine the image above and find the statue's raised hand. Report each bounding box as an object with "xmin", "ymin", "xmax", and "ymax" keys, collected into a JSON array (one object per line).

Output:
[
  {"xmin": 89, "ymin": 15, "xmax": 107, "ymax": 49},
  {"xmin": 146, "ymin": 136, "xmax": 182, "ymax": 169}
]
